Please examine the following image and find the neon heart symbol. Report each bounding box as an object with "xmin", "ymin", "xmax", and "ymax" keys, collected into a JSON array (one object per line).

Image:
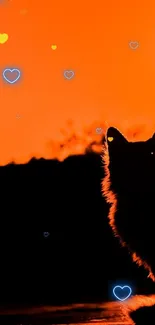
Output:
[
  {"xmin": 64, "ymin": 70, "xmax": 75, "ymax": 80},
  {"xmin": 3, "ymin": 68, "xmax": 21, "ymax": 84},
  {"xmin": 0, "ymin": 33, "xmax": 8, "ymax": 44},
  {"xmin": 129, "ymin": 41, "xmax": 139, "ymax": 50},
  {"xmin": 113, "ymin": 285, "xmax": 132, "ymax": 301},
  {"xmin": 108, "ymin": 137, "xmax": 114, "ymax": 142},
  {"xmin": 43, "ymin": 232, "xmax": 50, "ymax": 238},
  {"xmin": 96, "ymin": 127, "xmax": 103, "ymax": 134}
]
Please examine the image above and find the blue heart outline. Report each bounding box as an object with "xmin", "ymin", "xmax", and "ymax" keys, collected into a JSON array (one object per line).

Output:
[
  {"xmin": 113, "ymin": 285, "xmax": 132, "ymax": 301},
  {"xmin": 43, "ymin": 232, "xmax": 50, "ymax": 238},
  {"xmin": 2, "ymin": 68, "xmax": 21, "ymax": 84}
]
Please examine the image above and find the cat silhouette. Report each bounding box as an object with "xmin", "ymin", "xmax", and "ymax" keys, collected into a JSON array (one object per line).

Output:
[
  {"xmin": 102, "ymin": 127, "xmax": 155, "ymax": 280},
  {"xmin": 102, "ymin": 127, "xmax": 155, "ymax": 323}
]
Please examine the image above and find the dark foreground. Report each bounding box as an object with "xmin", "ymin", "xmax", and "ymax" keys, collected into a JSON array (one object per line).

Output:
[
  {"xmin": 1, "ymin": 295, "xmax": 155, "ymax": 325},
  {"xmin": 0, "ymin": 151, "xmax": 155, "ymax": 324},
  {"xmin": 0, "ymin": 152, "xmax": 155, "ymax": 306},
  {"xmin": 0, "ymin": 300, "xmax": 134, "ymax": 325}
]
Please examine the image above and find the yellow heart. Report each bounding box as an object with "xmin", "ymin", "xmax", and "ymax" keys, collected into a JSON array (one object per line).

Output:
[
  {"xmin": 108, "ymin": 137, "xmax": 114, "ymax": 142},
  {"xmin": 0, "ymin": 33, "xmax": 8, "ymax": 44},
  {"xmin": 51, "ymin": 44, "xmax": 57, "ymax": 50}
]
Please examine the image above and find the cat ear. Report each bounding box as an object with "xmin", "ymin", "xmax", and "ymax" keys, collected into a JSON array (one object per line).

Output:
[
  {"xmin": 152, "ymin": 133, "xmax": 155, "ymax": 141},
  {"xmin": 106, "ymin": 127, "xmax": 128, "ymax": 145}
]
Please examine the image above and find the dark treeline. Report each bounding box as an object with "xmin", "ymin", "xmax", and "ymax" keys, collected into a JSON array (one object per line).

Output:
[{"xmin": 0, "ymin": 151, "xmax": 154, "ymax": 306}]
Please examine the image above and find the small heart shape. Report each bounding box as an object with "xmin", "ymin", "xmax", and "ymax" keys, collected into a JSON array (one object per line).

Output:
[
  {"xmin": 51, "ymin": 44, "xmax": 57, "ymax": 50},
  {"xmin": 129, "ymin": 41, "xmax": 139, "ymax": 50},
  {"xmin": 64, "ymin": 70, "xmax": 74, "ymax": 80},
  {"xmin": 3, "ymin": 68, "xmax": 21, "ymax": 84},
  {"xmin": 107, "ymin": 137, "xmax": 114, "ymax": 142},
  {"xmin": 113, "ymin": 285, "xmax": 132, "ymax": 301},
  {"xmin": 96, "ymin": 127, "xmax": 103, "ymax": 134},
  {"xmin": 0, "ymin": 33, "xmax": 8, "ymax": 44},
  {"xmin": 43, "ymin": 232, "xmax": 50, "ymax": 238}
]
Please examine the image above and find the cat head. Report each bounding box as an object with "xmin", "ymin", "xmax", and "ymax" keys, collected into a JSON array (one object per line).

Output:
[{"xmin": 105, "ymin": 127, "xmax": 155, "ymax": 194}]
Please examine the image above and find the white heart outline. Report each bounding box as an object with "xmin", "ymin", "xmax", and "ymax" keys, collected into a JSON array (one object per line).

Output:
[
  {"xmin": 64, "ymin": 70, "xmax": 75, "ymax": 80},
  {"xmin": 113, "ymin": 285, "xmax": 132, "ymax": 301},
  {"xmin": 3, "ymin": 68, "xmax": 21, "ymax": 84},
  {"xmin": 96, "ymin": 127, "xmax": 103, "ymax": 134},
  {"xmin": 129, "ymin": 41, "xmax": 139, "ymax": 50}
]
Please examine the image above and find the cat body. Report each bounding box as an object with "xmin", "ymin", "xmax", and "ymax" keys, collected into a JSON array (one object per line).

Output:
[{"xmin": 102, "ymin": 127, "xmax": 155, "ymax": 280}]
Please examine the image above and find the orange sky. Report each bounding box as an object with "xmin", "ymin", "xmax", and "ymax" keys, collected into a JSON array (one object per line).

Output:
[{"xmin": 0, "ymin": 0, "xmax": 155, "ymax": 164}]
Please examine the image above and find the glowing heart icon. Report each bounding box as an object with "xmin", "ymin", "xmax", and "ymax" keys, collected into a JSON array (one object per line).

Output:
[
  {"xmin": 0, "ymin": 33, "xmax": 8, "ymax": 44},
  {"xmin": 129, "ymin": 41, "xmax": 139, "ymax": 50},
  {"xmin": 108, "ymin": 137, "xmax": 114, "ymax": 142},
  {"xmin": 96, "ymin": 127, "xmax": 103, "ymax": 134},
  {"xmin": 51, "ymin": 44, "xmax": 57, "ymax": 50},
  {"xmin": 3, "ymin": 68, "xmax": 21, "ymax": 84},
  {"xmin": 43, "ymin": 232, "xmax": 50, "ymax": 238},
  {"xmin": 64, "ymin": 70, "xmax": 75, "ymax": 80},
  {"xmin": 113, "ymin": 285, "xmax": 132, "ymax": 301}
]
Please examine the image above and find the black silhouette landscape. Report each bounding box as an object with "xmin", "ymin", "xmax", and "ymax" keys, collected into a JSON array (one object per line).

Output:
[{"xmin": 0, "ymin": 128, "xmax": 155, "ymax": 324}]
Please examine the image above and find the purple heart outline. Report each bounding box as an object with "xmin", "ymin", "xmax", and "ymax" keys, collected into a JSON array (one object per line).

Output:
[
  {"xmin": 64, "ymin": 70, "xmax": 75, "ymax": 80},
  {"xmin": 2, "ymin": 68, "xmax": 21, "ymax": 84}
]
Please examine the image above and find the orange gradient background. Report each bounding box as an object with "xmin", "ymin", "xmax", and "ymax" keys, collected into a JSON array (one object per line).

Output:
[{"xmin": 0, "ymin": 0, "xmax": 155, "ymax": 164}]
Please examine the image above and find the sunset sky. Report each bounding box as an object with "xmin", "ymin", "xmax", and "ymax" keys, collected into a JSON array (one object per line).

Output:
[{"xmin": 0, "ymin": 0, "xmax": 155, "ymax": 164}]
